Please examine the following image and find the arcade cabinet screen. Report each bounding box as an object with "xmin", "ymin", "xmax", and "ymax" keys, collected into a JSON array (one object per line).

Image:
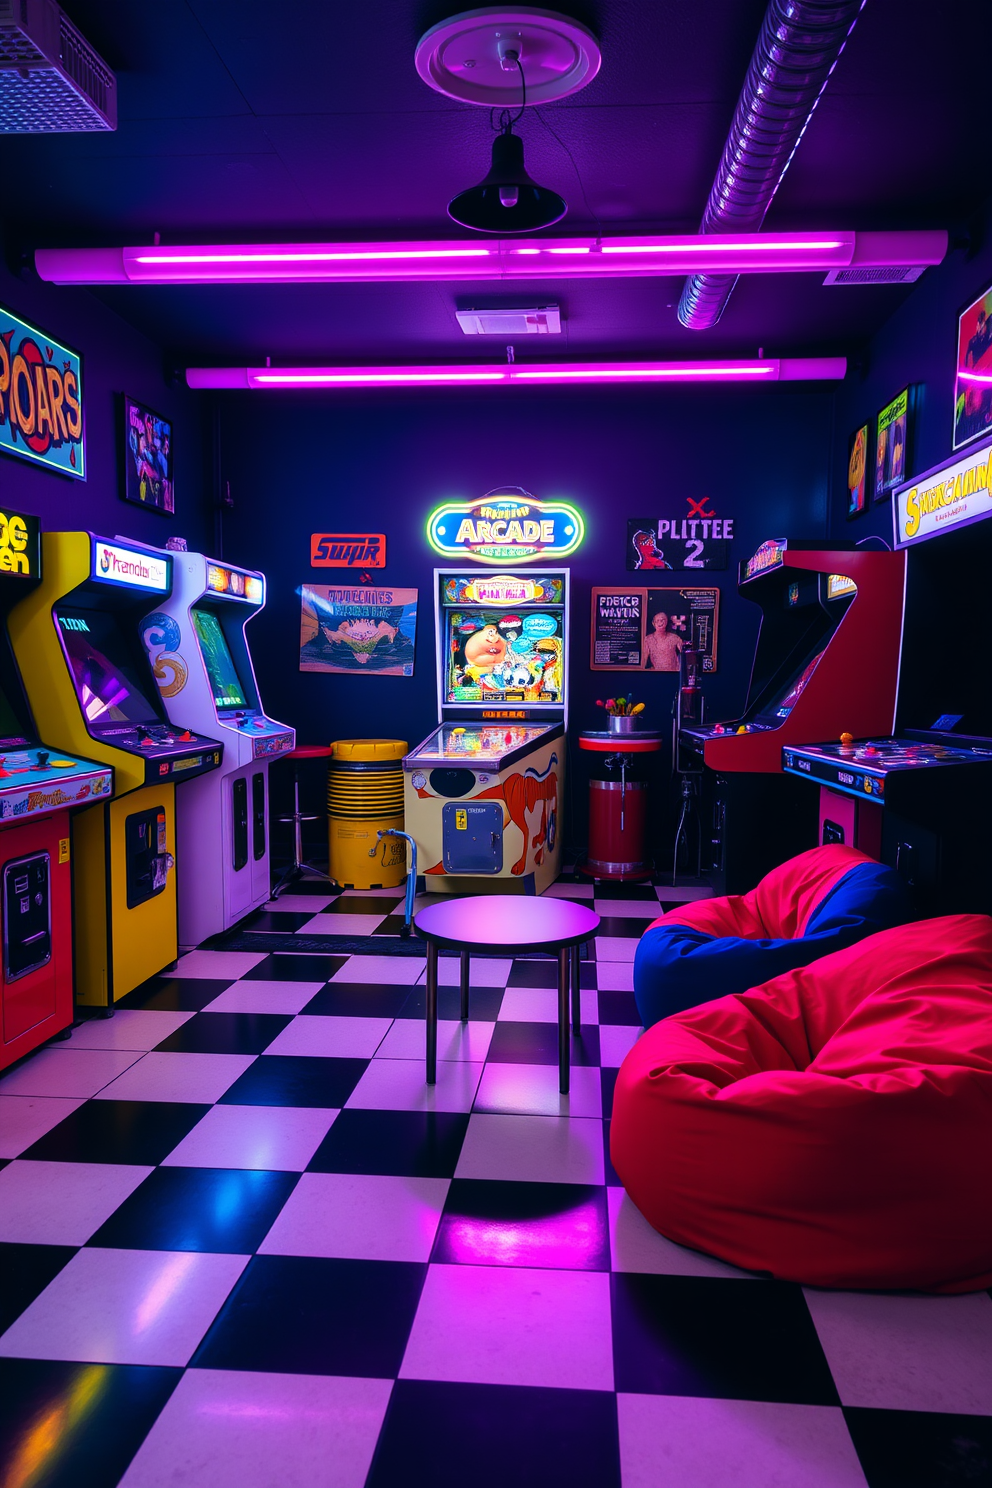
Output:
[
  {"xmin": 57, "ymin": 608, "xmax": 159, "ymax": 725},
  {"xmin": 761, "ymin": 649, "xmax": 826, "ymax": 722},
  {"xmin": 191, "ymin": 607, "xmax": 249, "ymax": 710},
  {"xmin": 0, "ymin": 681, "xmax": 22, "ymax": 740},
  {"xmin": 445, "ymin": 608, "xmax": 564, "ymax": 706}
]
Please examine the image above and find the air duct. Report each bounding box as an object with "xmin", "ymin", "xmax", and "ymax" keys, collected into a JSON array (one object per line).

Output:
[{"xmin": 678, "ymin": 0, "xmax": 866, "ymax": 331}]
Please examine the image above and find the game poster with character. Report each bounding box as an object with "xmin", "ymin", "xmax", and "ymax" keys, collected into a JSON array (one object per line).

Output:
[
  {"xmin": 300, "ymin": 585, "xmax": 417, "ymax": 676},
  {"xmin": 445, "ymin": 606, "xmax": 563, "ymax": 704},
  {"xmin": 591, "ymin": 586, "xmax": 719, "ymax": 672},
  {"xmin": 627, "ymin": 496, "xmax": 733, "ymax": 571},
  {"xmin": 123, "ymin": 396, "xmax": 174, "ymax": 514},
  {"xmin": 953, "ymin": 282, "xmax": 992, "ymax": 451}
]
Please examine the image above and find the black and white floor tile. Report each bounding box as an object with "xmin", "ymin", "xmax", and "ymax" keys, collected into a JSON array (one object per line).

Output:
[{"xmin": 0, "ymin": 876, "xmax": 989, "ymax": 1486}]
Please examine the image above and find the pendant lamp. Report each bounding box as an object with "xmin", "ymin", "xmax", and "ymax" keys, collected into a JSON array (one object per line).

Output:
[{"xmin": 448, "ymin": 127, "xmax": 566, "ymax": 233}]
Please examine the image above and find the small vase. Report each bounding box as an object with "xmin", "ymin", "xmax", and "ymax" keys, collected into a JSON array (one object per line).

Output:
[{"xmin": 608, "ymin": 715, "xmax": 637, "ymax": 733}]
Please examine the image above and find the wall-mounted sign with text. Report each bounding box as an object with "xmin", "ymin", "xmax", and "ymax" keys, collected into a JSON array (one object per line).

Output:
[
  {"xmin": 627, "ymin": 496, "xmax": 732, "ymax": 571},
  {"xmin": 894, "ymin": 438, "xmax": 992, "ymax": 548},
  {"xmin": 427, "ymin": 489, "xmax": 584, "ymax": 565},
  {"xmin": 311, "ymin": 533, "xmax": 386, "ymax": 568},
  {"xmin": 0, "ymin": 305, "xmax": 84, "ymax": 480}
]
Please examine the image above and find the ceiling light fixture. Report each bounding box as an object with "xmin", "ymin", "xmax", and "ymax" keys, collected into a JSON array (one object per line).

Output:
[
  {"xmin": 186, "ymin": 358, "xmax": 847, "ymax": 391},
  {"xmin": 448, "ymin": 124, "xmax": 566, "ymax": 232},
  {"xmin": 34, "ymin": 231, "xmax": 947, "ymax": 285}
]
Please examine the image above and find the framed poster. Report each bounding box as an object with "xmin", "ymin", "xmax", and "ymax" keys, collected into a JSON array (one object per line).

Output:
[
  {"xmin": 846, "ymin": 423, "xmax": 869, "ymax": 519},
  {"xmin": 123, "ymin": 396, "xmax": 174, "ymax": 514},
  {"xmin": 591, "ymin": 586, "xmax": 719, "ymax": 672},
  {"xmin": 0, "ymin": 304, "xmax": 84, "ymax": 479},
  {"xmin": 626, "ymin": 497, "xmax": 733, "ymax": 572},
  {"xmin": 300, "ymin": 584, "xmax": 417, "ymax": 676},
  {"xmin": 874, "ymin": 388, "xmax": 911, "ymax": 502},
  {"xmin": 591, "ymin": 588, "xmax": 643, "ymax": 669},
  {"xmin": 953, "ymin": 282, "xmax": 992, "ymax": 451}
]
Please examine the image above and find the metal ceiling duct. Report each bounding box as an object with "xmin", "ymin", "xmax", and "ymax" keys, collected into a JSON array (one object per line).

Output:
[{"xmin": 678, "ymin": 0, "xmax": 866, "ymax": 330}]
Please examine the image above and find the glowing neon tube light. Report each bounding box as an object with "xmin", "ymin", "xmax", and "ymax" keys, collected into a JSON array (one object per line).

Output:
[
  {"xmin": 34, "ymin": 231, "xmax": 946, "ymax": 286},
  {"xmin": 186, "ymin": 358, "xmax": 847, "ymax": 391}
]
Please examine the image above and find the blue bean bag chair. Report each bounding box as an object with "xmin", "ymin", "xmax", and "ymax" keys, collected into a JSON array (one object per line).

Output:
[{"xmin": 634, "ymin": 845, "xmax": 911, "ymax": 1029}]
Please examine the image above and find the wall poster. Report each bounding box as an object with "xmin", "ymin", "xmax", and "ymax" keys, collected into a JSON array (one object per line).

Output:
[
  {"xmin": 123, "ymin": 396, "xmax": 174, "ymax": 514},
  {"xmin": 953, "ymin": 282, "xmax": 992, "ymax": 451},
  {"xmin": 874, "ymin": 387, "xmax": 911, "ymax": 502},
  {"xmin": 846, "ymin": 423, "xmax": 869, "ymax": 519},
  {"xmin": 0, "ymin": 304, "xmax": 84, "ymax": 479},
  {"xmin": 300, "ymin": 584, "xmax": 417, "ymax": 676},
  {"xmin": 591, "ymin": 586, "xmax": 719, "ymax": 673},
  {"xmin": 627, "ymin": 496, "xmax": 733, "ymax": 571}
]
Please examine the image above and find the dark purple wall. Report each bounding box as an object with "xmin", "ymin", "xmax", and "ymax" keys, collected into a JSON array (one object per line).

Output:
[
  {"xmin": 215, "ymin": 383, "xmax": 833, "ymax": 852},
  {"xmin": 828, "ymin": 199, "xmax": 992, "ymax": 542},
  {"xmin": 0, "ymin": 240, "xmax": 212, "ymax": 550}
]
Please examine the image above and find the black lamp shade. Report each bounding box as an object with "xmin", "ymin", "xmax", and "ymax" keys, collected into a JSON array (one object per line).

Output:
[{"xmin": 448, "ymin": 130, "xmax": 566, "ymax": 233}]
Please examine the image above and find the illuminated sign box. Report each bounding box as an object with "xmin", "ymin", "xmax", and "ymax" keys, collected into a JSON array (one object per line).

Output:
[
  {"xmin": 894, "ymin": 439, "xmax": 992, "ymax": 548},
  {"xmin": 207, "ymin": 562, "xmax": 264, "ymax": 602},
  {"xmin": 0, "ymin": 305, "xmax": 84, "ymax": 480},
  {"xmin": 311, "ymin": 533, "xmax": 385, "ymax": 568},
  {"xmin": 92, "ymin": 540, "xmax": 170, "ymax": 592},
  {"xmin": 427, "ymin": 491, "xmax": 584, "ymax": 565},
  {"xmin": 0, "ymin": 509, "xmax": 40, "ymax": 579}
]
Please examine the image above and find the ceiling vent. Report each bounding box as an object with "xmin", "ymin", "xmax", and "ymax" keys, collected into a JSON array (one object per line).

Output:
[
  {"xmin": 0, "ymin": 0, "xmax": 116, "ymax": 132},
  {"xmin": 823, "ymin": 266, "xmax": 927, "ymax": 286},
  {"xmin": 456, "ymin": 305, "xmax": 561, "ymax": 335}
]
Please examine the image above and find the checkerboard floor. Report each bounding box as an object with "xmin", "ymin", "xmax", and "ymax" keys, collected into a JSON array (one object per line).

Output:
[{"xmin": 1, "ymin": 877, "xmax": 990, "ymax": 1487}]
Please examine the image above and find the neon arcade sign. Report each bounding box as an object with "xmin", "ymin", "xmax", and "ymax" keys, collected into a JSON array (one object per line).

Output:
[{"xmin": 427, "ymin": 491, "xmax": 584, "ymax": 565}]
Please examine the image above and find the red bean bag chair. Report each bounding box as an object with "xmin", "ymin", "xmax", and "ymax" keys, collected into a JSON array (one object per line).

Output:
[
  {"xmin": 634, "ymin": 844, "xmax": 911, "ymax": 1028},
  {"xmin": 612, "ymin": 915, "xmax": 992, "ymax": 1293}
]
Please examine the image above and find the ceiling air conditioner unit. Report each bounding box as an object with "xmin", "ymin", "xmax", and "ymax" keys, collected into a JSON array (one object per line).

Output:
[
  {"xmin": 823, "ymin": 266, "xmax": 927, "ymax": 286},
  {"xmin": 0, "ymin": 0, "xmax": 116, "ymax": 132},
  {"xmin": 456, "ymin": 306, "xmax": 561, "ymax": 335}
]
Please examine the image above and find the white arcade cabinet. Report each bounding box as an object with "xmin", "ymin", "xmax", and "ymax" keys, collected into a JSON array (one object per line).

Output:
[{"xmin": 141, "ymin": 553, "xmax": 295, "ymax": 944}]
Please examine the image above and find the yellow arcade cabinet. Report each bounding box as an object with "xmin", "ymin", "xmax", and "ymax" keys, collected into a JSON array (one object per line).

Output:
[{"xmin": 9, "ymin": 533, "xmax": 223, "ymax": 1007}]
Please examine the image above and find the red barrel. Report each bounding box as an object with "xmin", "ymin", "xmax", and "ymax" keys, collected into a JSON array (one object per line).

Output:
[{"xmin": 586, "ymin": 778, "xmax": 650, "ymax": 879}]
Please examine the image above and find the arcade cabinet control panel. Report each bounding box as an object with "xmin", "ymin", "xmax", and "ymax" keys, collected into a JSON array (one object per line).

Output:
[
  {"xmin": 782, "ymin": 736, "xmax": 992, "ymax": 801},
  {"xmin": 0, "ymin": 736, "xmax": 112, "ymax": 819},
  {"xmin": 97, "ymin": 723, "xmax": 221, "ymax": 783},
  {"xmin": 228, "ymin": 710, "xmax": 295, "ymax": 758}
]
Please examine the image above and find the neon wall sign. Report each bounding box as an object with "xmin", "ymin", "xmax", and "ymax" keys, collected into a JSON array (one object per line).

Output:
[{"xmin": 427, "ymin": 490, "xmax": 584, "ymax": 565}]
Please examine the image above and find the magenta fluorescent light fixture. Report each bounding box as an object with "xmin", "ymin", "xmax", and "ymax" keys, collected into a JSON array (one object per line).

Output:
[
  {"xmin": 35, "ymin": 231, "xmax": 945, "ymax": 286},
  {"xmin": 186, "ymin": 358, "xmax": 847, "ymax": 391}
]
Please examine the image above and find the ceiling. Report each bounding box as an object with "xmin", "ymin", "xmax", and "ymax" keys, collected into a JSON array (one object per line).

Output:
[{"xmin": 3, "ymin": 0, "xmax": 990, "ymax": 366}]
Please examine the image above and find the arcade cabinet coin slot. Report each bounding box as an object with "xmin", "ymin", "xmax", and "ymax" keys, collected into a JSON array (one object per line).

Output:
[
  {"xmin": 442, "ymin": 801, "xmax": 503, "ymax": 873},
  {"xmin": 125, "ymin": 807, "xmax": 171, "ymax": 909},
  {"xmin": 232, "ymin": 776, "xmax": 249, "ymax": 872},
  {"xmin": 252, "ymin": 771, "xmax": 266, "ymax": 860},
  {"xmin": 3, "ymin": 852, "xmax": 51, "ymax": 982}
]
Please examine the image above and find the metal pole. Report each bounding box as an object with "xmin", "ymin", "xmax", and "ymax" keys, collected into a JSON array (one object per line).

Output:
[
  {"xmin": 426, "ymin": 941, "xmax": 438, "ymax": 1085},
  {"xmin": 460, "ymin": 950, "xmax": 470, "ymax": 1023},
  {"xmin": 558, "ymin": 946, "xmax": 570, "ymax": 1095},
  {"xmin": 570, "ymin": 944, "xmax": 581, "ymax": 1033}
]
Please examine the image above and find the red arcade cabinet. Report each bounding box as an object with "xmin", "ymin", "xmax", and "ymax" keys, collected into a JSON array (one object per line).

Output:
[
  {"xmin": 679, "ymin": 538, "xmax": 905, "ymax": 892},
  {"xmin": 0, "ymin": 510, "xmax": 113, "ymax": 1072}
]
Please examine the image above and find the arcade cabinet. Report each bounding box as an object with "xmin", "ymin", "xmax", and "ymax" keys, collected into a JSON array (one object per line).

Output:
[
  {"xmin": 9, "ymin": 533, "xmax": 223, "ymax": 1008},
  {"xmin": 679, "ymin": 539, "xmax": 905, "ymax": 893},
  {"xmin": 0, "ymin": 511, "xmax": 113, "ymax": 1071},
  {"xmin": 783, "ymin": 451, "xmax": 992, "ymax": 914},
  {"xmin": 404, "ymin": 569, "xmax": 568, "ymax": 894},
  {"xmin": 140, "ymin": 551, "xmax": 295, "ymax": 943}
]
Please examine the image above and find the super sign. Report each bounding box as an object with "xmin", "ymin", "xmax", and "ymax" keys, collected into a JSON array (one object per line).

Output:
[
  {"xmin": 428, "ymin": 491, "xmax": 584, "ymax": 565},
  {"xmin": 0, "ymin": 307, "xmax": 84, "ymax": 480}
]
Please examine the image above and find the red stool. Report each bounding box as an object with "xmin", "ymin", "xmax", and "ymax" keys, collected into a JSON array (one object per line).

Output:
[
  {"xmin": 578, "ymin": 730, "xmax": 664, "ymax": 881},
  {"xmin": 272, "ymin": 745, "xmax": 333, "ymax": 898}
]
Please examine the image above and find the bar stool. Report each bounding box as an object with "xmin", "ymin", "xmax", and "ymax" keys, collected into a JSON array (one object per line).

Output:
[{"xmin": 271, "ymin": 744, "xmax": 333, "ymax": 898}]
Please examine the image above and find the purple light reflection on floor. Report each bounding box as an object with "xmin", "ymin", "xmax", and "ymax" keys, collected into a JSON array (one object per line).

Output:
[{"xmin": 433, "ymin": 1181, "xmax": 610, "ymax": 1271}]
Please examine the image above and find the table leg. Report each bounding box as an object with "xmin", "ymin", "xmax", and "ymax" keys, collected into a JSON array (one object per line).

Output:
[
  {"xmin": 460, "ymin": 951, "xmax": 470, "ymax": 1023},
  {"xmin": 558, "ymin": 946, "xmax": 570, "ymax": 1096},
  {"xmin": 426, "ymin": 942, "xmax": 438, "ymax": 1086},
  {"xmin": 570, "ymin": 944, "xmax": 581, "ymax": 1033}
]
